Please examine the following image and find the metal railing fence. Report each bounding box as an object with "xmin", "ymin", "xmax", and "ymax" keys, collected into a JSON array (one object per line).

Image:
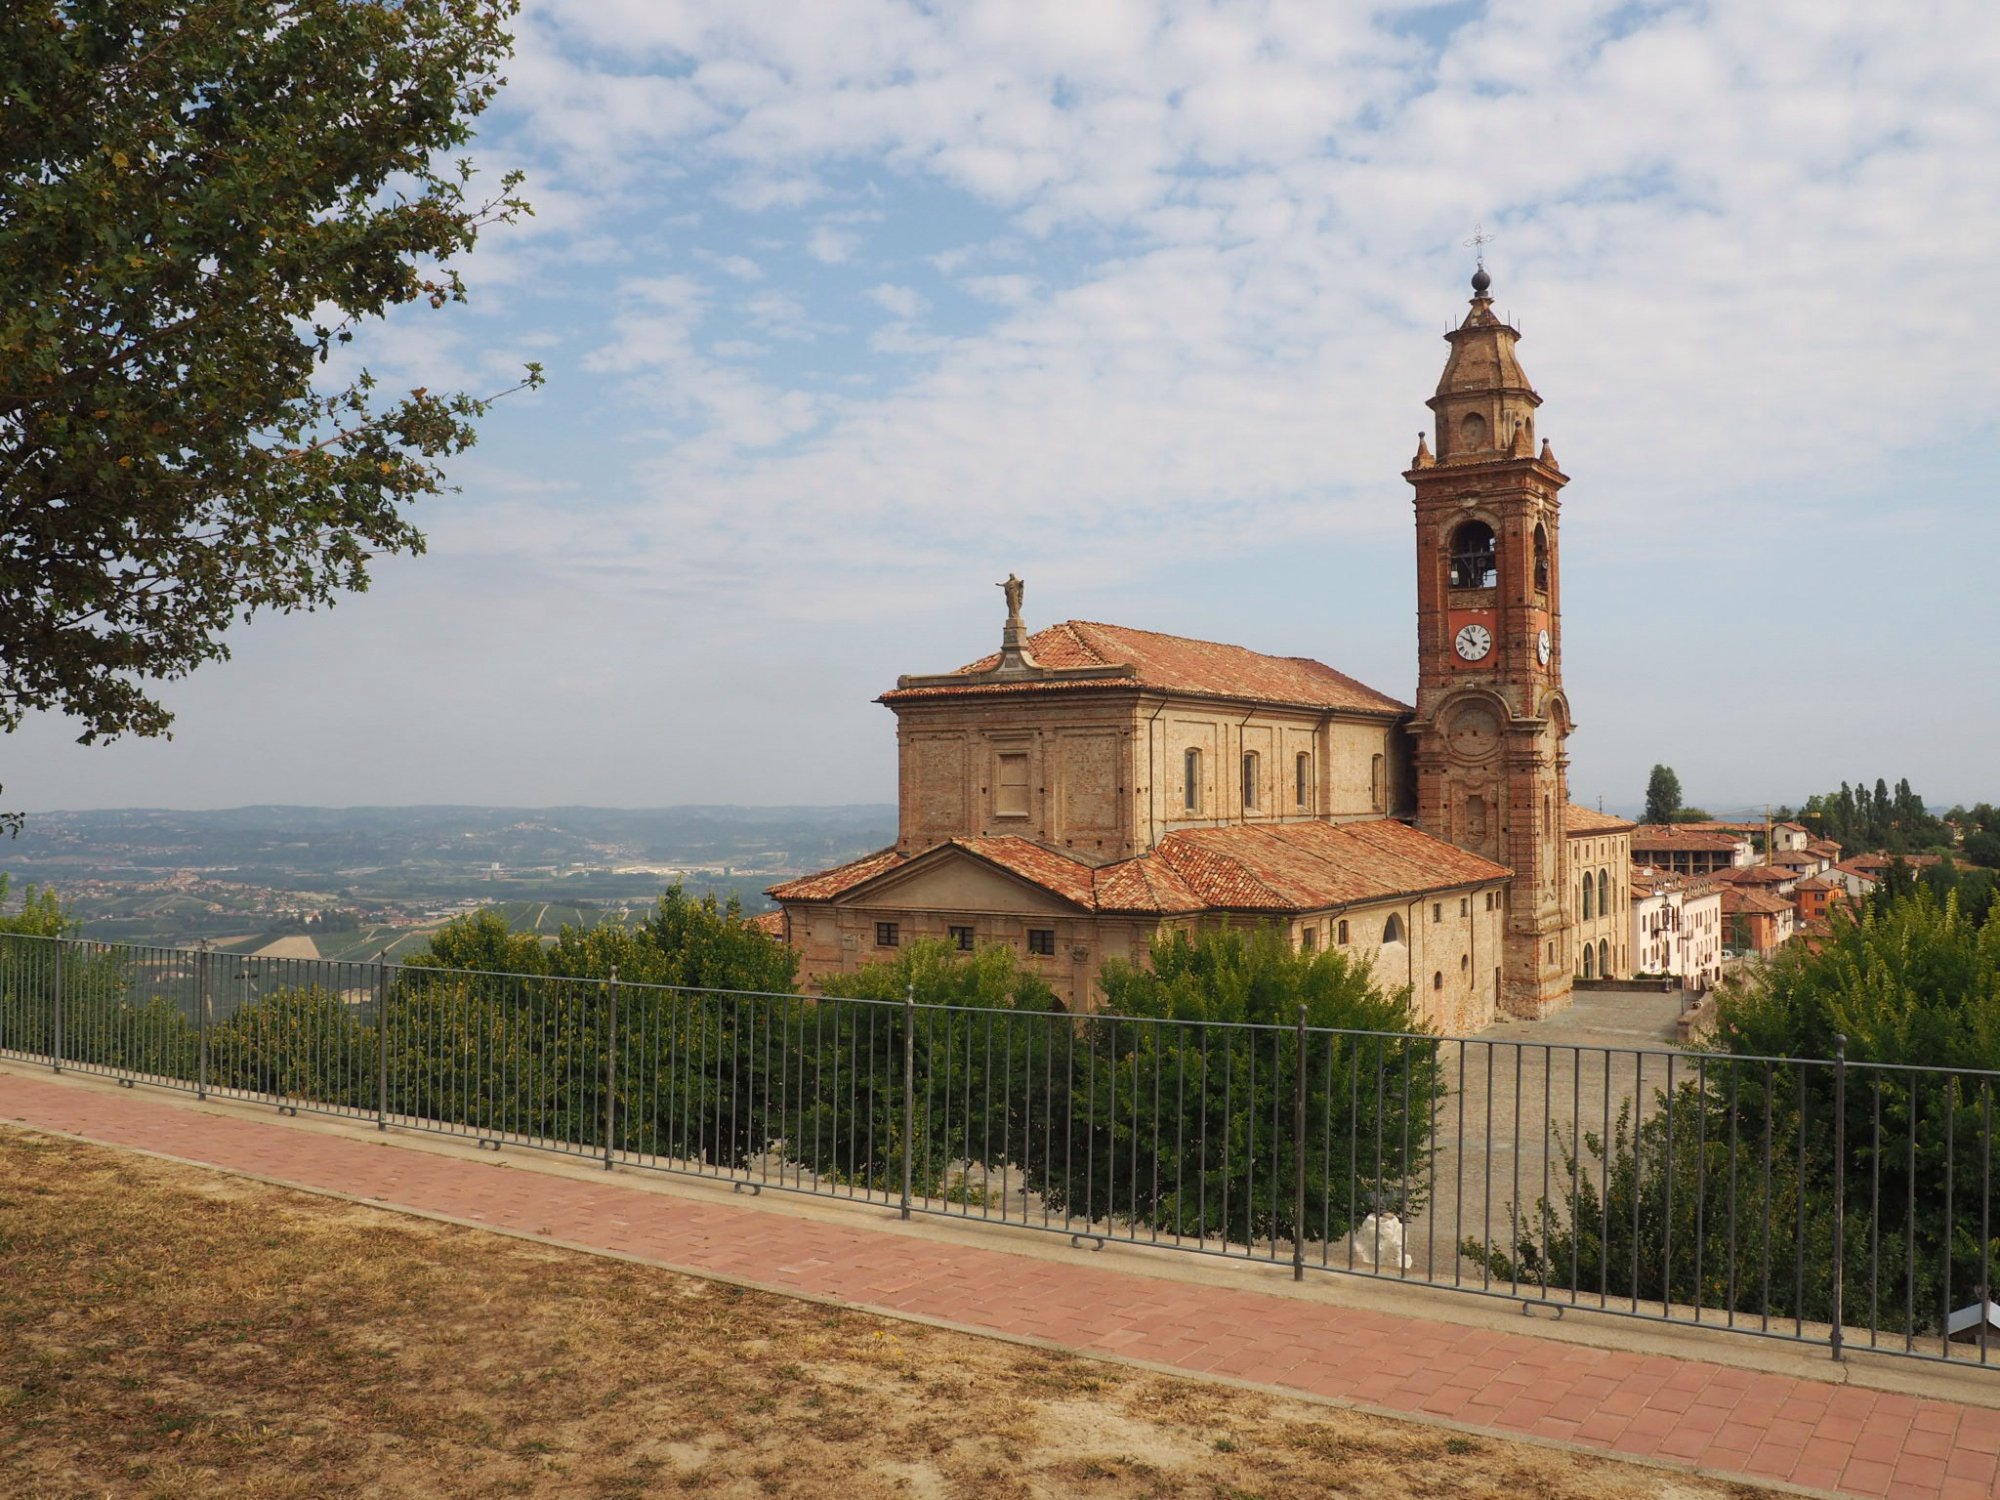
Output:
[{"xmin": 2, "ymin": 931, "xmax": 1996, "ymax": 1368}]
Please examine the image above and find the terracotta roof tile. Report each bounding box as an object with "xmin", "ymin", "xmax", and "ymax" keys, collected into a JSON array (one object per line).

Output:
[
  {"xmin": 746, "ymin": 910, "xmax": 786, "ymax": 937},
  {"xmin": 1716, "ymin": 864, "xmax": 1792, "ymax": 886},
  {"xmin": 1089, "ymin": 851, "xmax": 1207, "ymax": 915},
  {"xmin": 1564, "ymin": 804, "xmax": 1634, "ymax": 834},
  {"xmin": 1147, "ymin": 820, "xmax": 1510, "ymax": 912},
  {"xmin": 1721, "ymin": 886, "xmax": 1792, "ymax": 915},
  {"xmin": 881, "ymin": 620, "xmax": 1409, "ymax": 715},
  {"xmin": 772, "ymin": 820, "xmax": 1509, "ymax": 917},
  {"xmin": 956, "ymin": 836, "xmax": 1097, "ymax": 907},
  {"xmin": 766, "ymin": 847, "xmax": 907, "ymax": 901},
  {"xmin": 1630, "ymin": 824, "xmax": 1751, "ymax": 852}
]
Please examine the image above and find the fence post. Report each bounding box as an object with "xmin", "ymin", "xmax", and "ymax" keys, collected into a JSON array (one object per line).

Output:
[
  {"xmin": 901, "ymin": 980, "xmax": 916, "ymax": 1221},
  {"xmin": 603, "ymin": 966, "xmax": 619, "ymax": 1171},
  {"xmin": 196, "ymin": 940, "xmax": 210, "ymax": 1100},
  {"xmin": 1294, "ymin": 1002, "xmax": 1308, "ymax": 1282},
  {"xmin": 1830, "ymin": 1033, "xmax": 1847, "ymax": 1362},
  {"xmin": 51, "ymin": 940, "xmax": 64, "ymax": 1074},
  {"xmin": 375, "ymin": 950, "xmax": 391, "ymax": 1131}
]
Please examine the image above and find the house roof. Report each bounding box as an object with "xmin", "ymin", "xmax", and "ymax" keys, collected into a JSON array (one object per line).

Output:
[
  {"xmin": 1835, "ymin": 851, "xmax": 1945, "ymax": 875},
  {"xmin": 879, "ymin": 620, "xmax": 1410, "ymax": 716},
  {"xmin": 1721, "ymin": 886, "xmax": 1792, "ymax": 916},
  {"xmin": 1145, "ymin": 820, "xmax": 1512, "ymax": 912},
  {"xmin": 1630, "ymin": 824, "xmax": 1750, "ymax": 852},
  {"xmin": 746, "ymin": 910, "xmax": 787, "ymax": 937},
  {"xmin": 1716, "ymin": 864, "xmax": 1793, "ymax": 887},
  {"xmin": 1769, "ymin": 850, "xmax": 1821, "ymax": 868},
  {"xmin": 1679, "ymin": 820, "xmax": 1809, "ymax": 837},
  {"xmin": 1630, "ymin": 864, "xmax": 1689, "ymax": 898},
  {"xmin": 1793, "ymin": 876, "xmax": 1839, "ymax": 893},
  {"xmin": 769, "ymin": 819, "xmax": 1510, "ymax": 918},
  {"xmin": 1565, "ymin": 804, "xmax": 1634, "ymax": 835}
]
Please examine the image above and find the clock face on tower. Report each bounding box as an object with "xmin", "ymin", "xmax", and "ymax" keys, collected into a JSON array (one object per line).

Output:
[
  {"xmin": 1537, "ymin": 628, "xmax": 1551, "ymax": 665},
  {"xmin": 1454, "ymin": 622, "xmax": 1492, "ymax": 662}
]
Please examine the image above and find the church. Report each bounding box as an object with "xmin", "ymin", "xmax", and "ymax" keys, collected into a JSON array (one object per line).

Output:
[{"xmin": 768, "ymin": 267, "xmax": 1610, "ymax": 1028}]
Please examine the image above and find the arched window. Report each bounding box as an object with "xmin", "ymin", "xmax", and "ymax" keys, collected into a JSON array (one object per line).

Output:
[
  {"xmin": 1432, "ymin": 971, "xmax": 1443, "ymax": 991},
  {"xmin": 1583, "ymin": 944, "xmax": 1595, "ymax": 980},
  {"xmin": 1382, "ymin": 914, "xmax": 1404, "ymax": 945},
  {"xmin": 1533, "ymin": 523, "xmax": 1550, "ymax": 593},
  {"xmin": 1597, "ymin": 869, "xmax": 1609, "ymax": 919},
  {"xmin": 1295, "ymin": 752, "xmax": 1310, "ymax": 809},
  {"xmin": 1337, "ymin": 919, "xmax": 1350, "ymax": 945},
  {"xmin": 1581, "ymin": 876, "xmax": 1593, "ymax": 921},
  {"xmin": 1459, "ymin": 411, "xmax": 1488, "ymax": 451},
  {"xmin": 1448, "ymin": 521, "xmax": 1497, "ymax": 589},
  {"xmin": 1599, "ymin": 939, "xmax": 1611, "ymax": 978},
  {"xmin": 1241, "ymin": 751, "xmax": 1260, "ymax": 811},
  {"xmin": 1183, "ymin": 748, "xmax": 1201, "ymax": 812}
]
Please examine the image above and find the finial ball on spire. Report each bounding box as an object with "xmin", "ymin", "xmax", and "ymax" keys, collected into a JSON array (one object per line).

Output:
[{"xmin": 1471, "ymin": 264, "xmax": 1491, "ymax": 295}]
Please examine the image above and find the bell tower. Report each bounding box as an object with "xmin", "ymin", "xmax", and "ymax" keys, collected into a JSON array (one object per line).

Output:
[{"xmin": 1405, "ymin": 265, "xmax": 1574, "ymax": 1019}]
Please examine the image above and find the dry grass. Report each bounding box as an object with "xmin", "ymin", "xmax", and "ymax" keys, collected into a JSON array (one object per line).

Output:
[{"xmin": 0, "ymin": 1127, "xmax": 1774, "ymax": 1500}]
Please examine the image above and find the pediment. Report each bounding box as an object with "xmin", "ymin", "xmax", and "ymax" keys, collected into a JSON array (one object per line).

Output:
[{"xmin": 837, "ymin": 847, "xmax": 1082, "ymax": 916}]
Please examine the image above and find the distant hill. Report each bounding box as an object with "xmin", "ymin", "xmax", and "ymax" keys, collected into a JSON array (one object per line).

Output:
[
  {"xmin": 7, "ymin": 804, "xmax": 898, "ymax": 881},
  {"xmin": 3, "ymin": 805, "xmax": 897, "ymax": 951}
]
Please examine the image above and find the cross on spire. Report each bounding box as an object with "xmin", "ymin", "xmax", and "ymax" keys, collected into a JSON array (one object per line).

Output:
[{"xmin": 1463, "ymin": 222, "xmax": 1494, "ymax": 267}]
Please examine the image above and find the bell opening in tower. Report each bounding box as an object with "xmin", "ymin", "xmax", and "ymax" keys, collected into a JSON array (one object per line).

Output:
[{"xmin": 1448, "ymin": 520, "xmax": 1497, "ymax": 590}]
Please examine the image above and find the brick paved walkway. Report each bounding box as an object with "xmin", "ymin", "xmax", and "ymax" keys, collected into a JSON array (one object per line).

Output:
[{"xmin": 6, "ymin": 1065, "xmax": 1999, "ymax": 1499}]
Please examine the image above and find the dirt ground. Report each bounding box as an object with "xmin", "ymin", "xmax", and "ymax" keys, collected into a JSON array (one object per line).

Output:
[{"xmin": 0, "ymin": 1128, "xmax": 1775, "ymax": 1500}]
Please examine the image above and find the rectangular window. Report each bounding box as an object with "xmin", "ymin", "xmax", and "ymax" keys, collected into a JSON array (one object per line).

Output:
[
  {"xmin": 1432, "ymin": 902, "xmax": 1442, "ymax": 923},
  {"xmin": 1299, "ymin": 926, "xmax": 1317, "ymax": 953},
  {"xmin": 1026, "ymin": 928, "xmax": 1056, "ymax": 957},
  {"xmin": 1460, "ymin": 896, "xmax": 1469, "ymax": 917},
  {"xmin": 1370, "ymin": 753, "xmax": 1387, "ymax": 812},
  {"xmin": 1295, "ymin": 753, "xmax": 1310, "ymax": 809},
  {"xmin": 1241, "ymin": 751, "xmax": 1259, "ymax": 811},
  {"xmin": 875, "ymin": 921, "xmax": 899, "ymax": 948},
  {"xmin": 1183, "ymin": 748, "xmax": 1201, "ymax": 812},
  {"xmin": 995, "ymin": 752, "xmax": 1030, "ymax": 818},
  {"xmin": 948, "ymin": 924, "xmax": 974, "ymax": 951}
]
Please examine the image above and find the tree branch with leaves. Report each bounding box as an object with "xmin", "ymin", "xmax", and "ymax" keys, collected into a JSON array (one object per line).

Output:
[{"xmin": 0, "ymin": 0, "xmax": 540, "ymax": 827}]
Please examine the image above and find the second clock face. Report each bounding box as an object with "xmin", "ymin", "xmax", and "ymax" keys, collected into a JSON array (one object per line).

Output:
[
  {"xmin": 1454, "ymin": 622, "xmax": 1493, "ymax": 661},
  {"xmin": 1537, "ymin": 628, "xmax": 1551, "ymax": 665}
]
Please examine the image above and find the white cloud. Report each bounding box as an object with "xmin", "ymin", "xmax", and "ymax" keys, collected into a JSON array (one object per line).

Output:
[
  {"xmin": 806, "ymin": 224, "xmax": 860, "ymax": 263},
  {"xmin": 699, "ymin": 250, "xmax": 764, "ymax": 280},
  {"xmin": 866, "ymin": 282, "xmax": 929, "ymax": 319}
]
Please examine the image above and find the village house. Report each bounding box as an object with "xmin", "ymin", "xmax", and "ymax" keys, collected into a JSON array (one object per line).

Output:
[
  {"xmin": 1630, "ymin": 865, "xmax": 1725, "ymax": 991},
  {"xmin": 1629, "ymin": 824, "xmax": 1753, "ymax": 877},
  {"xmin": 1566, "ymin": 805, "xmax": 1632, "ymax": 980},
  {"xmin": 1722, "ymin": 885, "xmax": 1795, "ymax": 956}
]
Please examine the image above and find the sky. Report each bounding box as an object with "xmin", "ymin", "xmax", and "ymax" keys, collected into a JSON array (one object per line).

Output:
[{"xmin": 12, "ymin": 0, "xmax": 2000, "ymax": 817}]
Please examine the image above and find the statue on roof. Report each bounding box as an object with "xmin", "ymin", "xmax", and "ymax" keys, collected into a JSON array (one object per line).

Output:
[{"xmin": 999, "ymin": 572, "xmax": 1024, "ymax": 622}]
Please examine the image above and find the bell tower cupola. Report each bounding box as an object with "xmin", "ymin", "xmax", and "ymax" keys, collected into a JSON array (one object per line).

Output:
[
  {"xmin": 1429, "ymin": 265, "xmax": 1543, "ymax": 463},
  {"xmin": 1405, "ymin": 264, "xmax": 1576, "ymax": 1020}
]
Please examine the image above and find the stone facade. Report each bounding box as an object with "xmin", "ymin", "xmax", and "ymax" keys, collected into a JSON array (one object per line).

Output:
[{"xmin": 1566, "ymin": 806, "xmax": 1634, "ymax": 980}]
